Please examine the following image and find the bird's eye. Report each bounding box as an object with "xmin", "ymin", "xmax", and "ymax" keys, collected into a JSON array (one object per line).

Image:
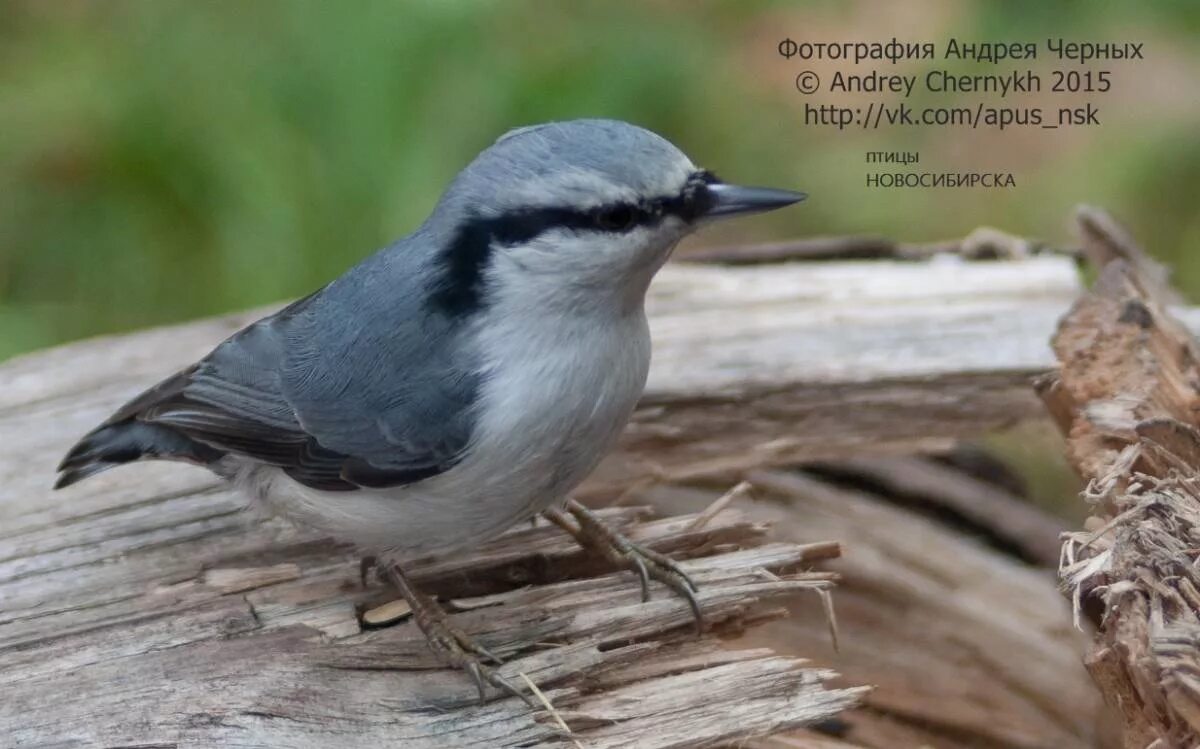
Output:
[{"xmin": 594, "ymin": 205, "xmax": 638, "ymax": 232}]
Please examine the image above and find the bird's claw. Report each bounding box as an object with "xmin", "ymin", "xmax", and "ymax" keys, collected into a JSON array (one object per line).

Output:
[
  {"xmin": 380, "ymin": 563, "xmax": 536, "ymax": 707},
  {"xmin": 618, "ymin": 535, "xmax": 704, "ymax": 635},
  {"xmin": 547, "ymin": 499, "xmax": 705, "ymax": 635},
  {"xmin": 427, "ymin": 617, "xmax": 532, "ymax": 707}
]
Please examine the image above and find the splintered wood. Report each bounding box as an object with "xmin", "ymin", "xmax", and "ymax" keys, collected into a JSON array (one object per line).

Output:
[
  {"xmin": 1039, "ymin": 208, "xmax": 1200, "ymax": 748},
  {"xmin": 0, "ymin": 244, "xmax": 1101, "ymax": 747},
  {"xmin": 0, "ymin": 492, "xmax": 858, "ymax": 747},
  {"xmin": 680, "ymin": 469, "xmax": 1108, "ymax": 749}
]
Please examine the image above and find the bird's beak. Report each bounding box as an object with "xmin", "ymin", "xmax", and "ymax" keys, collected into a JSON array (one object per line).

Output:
[{"xmin": 702, "ymin": 183, "xmax": 807, "ymax": 220}]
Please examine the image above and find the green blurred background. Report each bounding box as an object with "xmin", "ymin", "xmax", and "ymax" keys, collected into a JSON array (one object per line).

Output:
[
  {"xmin": 2, "ymin": 1, "xmax": 1198, "ymax": 515},
  {"xmin": 3, "ymin": 0, "xmax": 1199, "ymax": 358}
]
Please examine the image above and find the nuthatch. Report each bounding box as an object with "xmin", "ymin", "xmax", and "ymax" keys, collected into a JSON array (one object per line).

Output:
[{"xmin": 57, "ymin": 119, "xmax": 805, "ymax": 702}]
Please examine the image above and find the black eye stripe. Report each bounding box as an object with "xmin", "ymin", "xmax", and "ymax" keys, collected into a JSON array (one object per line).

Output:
[
  {"xmin": 428, "ymin": 171, "xmax": 721, "ymax": 316},
  {"xmin": 488, "ymin": 170, "xmax": 721, "ymax": 241},
  {"xmin": 484, "ymin": 200, "xmax": 660, "ymax": 244}
]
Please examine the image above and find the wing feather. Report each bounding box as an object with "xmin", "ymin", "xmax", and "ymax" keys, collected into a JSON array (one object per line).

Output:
[{"xmin": 129, "ymin": 262, "xmax": 479, "ymax": 491}]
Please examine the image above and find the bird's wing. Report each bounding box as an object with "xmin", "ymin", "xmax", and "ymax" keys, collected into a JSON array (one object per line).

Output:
[{"xmin": 139, "ymin": 274, "xmax": 480, "ymax": 491}]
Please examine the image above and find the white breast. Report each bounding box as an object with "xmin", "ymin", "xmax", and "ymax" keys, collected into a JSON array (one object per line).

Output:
[{"xmin": 437, "ymin": 307, "xmax": 652, "ymax": 539}]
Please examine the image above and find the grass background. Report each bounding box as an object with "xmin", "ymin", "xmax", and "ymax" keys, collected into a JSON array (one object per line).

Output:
[{"xmin": 3, "ymin": 0, "xmax": 1198, "ymax": 518}]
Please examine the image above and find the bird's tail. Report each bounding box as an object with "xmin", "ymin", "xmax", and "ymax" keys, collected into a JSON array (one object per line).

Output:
[{"xmin": 55, "ymin": 421, "xmax": 222, "ymax": 490}]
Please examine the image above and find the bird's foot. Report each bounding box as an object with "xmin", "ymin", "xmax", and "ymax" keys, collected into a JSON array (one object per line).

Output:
[
  {"xmin": 545, "ymin": 498, "xmax": 705, "ymax": 634},
  {"xmin": 381, "ymin": 563, "xmax": 535, "ymax": 707}
]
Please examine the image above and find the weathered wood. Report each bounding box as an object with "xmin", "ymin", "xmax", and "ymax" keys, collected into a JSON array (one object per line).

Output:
[
  {"xmin": 604, "ymin": 254, "xmax": 1085, "ymax": 495},
  {"xmin": 805, "ymin": 454, "xmax": 1067, "ymax": 566},
  {"xmin": 1039, "ymin": 209, "xmax": 1200, "ymax": 748},
  {"xmin": 644, "ymin": 470, "xmax": 1113, "ymax": 749},
  {"xmin": 0, "ymin": 493, "xmax": 863, "ymax": 747},
  {"xmin": 1073, "ymin": 204, "xmax": 1178, "ymax": 305},
  {"xmin": 0, "ymin": 255, "xmax": 1083, "ymax": 511},
  {"xmin": 678, "ymin": 226, "xmax": 1053, "ymax": 264},
  {"xmin": 0, "ymin": 249, "xmax": 1103, "ymax": 747}
]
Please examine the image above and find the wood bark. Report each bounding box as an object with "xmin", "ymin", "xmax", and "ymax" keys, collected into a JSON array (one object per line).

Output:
[{"xmin": 1038, "ymin": 209, "xmax": 1200, "ymax": 748}]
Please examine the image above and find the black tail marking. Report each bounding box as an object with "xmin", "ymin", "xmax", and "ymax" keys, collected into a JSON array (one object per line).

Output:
[{"xmin": 54, "ymin": 421, "xmax": 224, "ymax": 490}]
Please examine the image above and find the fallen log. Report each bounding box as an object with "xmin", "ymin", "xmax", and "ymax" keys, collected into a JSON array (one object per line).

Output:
[{"xmin": 0, "ymin": 234, "xmax": 1116, "ymax": 746}]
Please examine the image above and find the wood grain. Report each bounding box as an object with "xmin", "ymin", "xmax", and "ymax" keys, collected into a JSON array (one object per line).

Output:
[{"xmin": 0, "ymin": 252, "xmax": 1103, "ymax": 747}]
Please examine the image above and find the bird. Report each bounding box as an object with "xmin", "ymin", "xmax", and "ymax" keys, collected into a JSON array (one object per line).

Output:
[{"xmin": 55, "ymin": 118, "xmax": 805, "ymax": 703}]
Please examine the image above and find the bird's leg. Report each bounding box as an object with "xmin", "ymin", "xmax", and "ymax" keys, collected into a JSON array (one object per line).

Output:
[
  {"xmin": 544, "ymin": 498, "xmax": 704, "ymax": 634},
  {"xmin": 381, "ymin": 562, "xmax": 534, "ymax": 707}
]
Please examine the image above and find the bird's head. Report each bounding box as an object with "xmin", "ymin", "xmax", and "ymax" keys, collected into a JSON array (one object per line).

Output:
[{"xmin": 427, "ymin": 119, "xmax": 805, "ymax": 316}]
